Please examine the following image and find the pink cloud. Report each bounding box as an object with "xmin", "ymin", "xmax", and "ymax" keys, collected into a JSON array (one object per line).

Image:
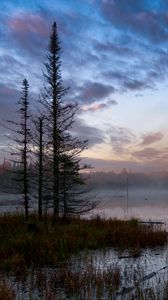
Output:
[
  {"xmin": 140, "ymin": 132, "xmax": 163, "ymax": 146},
  {"xmin": 132, "ymin": 147, "xmax": 162, "ymax": 161},
  {"xmin": 81, "ymin": 99, "xmax": 117, "ymax": 112},
  {"xmin": 0, "ymin": 86, "xmax": 16, "ymax": 97},
  {"xmin": 9, "ymin": 13, "xmax": 49, "ymax": 37},
  {"xmin": 81, "ymin": 103, "xmax": 106, "ymax": 112}
]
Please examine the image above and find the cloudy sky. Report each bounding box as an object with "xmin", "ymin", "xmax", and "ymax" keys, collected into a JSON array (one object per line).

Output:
[{"xmin": 1, "ymin": 0, "xmax": 168, "ymax": 172}]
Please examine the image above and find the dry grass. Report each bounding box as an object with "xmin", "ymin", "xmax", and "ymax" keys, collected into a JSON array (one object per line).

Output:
[
  {"xmin": 2, "ymin": 263, "xmax": 168, "ymax": 299},
  {"xmin": 0, "ymin": 280, "xmax": 15, "ymax": 300},
  {"xmin": 3, "ymin": 264, "xmax": 121, "ymax": 300},
  {"xmin": 0, "ymin": 213, "xmax": 167, "ymax": 274}
]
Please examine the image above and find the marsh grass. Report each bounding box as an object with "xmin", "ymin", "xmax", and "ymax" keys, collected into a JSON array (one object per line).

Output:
[
  {"xmin": 1, "ymin": 264, "xmax": 121, "ymax": 300},
  {"xmin": 2, "ymin": 262, "xmax": 168, "ymax": 299},
  {"xmin": 41, "ymin": 264, "xmax": 121, "ymax": 299},
  {"xmin": 0, "ymin": 213, "xmax": 167, "ymax": 274},
  {"xmin": 0, "ymin": 280, "xmax": 15, "ymax": 300}
]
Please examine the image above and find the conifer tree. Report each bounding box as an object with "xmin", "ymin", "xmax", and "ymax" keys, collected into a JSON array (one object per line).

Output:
[
  {"xmin": 21, "ymin": 79, "xmax": 30, "ymax": 220},
  {"xmin": 8, "ymin": 79, "xmax": 31, "ymax": 220},
  {"xmin": 41, "ymin": 22, "xmax": 77, "ymax": 223},
  {"xmin": 31, "ymin": 115, "xmax": 46, "ymax": 220},
  {"xmin": 41, "ymin": 22, "xmax": 96, "ymax": 222}
]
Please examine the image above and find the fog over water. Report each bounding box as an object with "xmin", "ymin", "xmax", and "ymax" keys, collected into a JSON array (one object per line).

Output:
[
  {"xmin": 90, "ymin": 188, "xmax": 168, "ymax": 226},
  {"xmin": 0, "ymin": 193, "xmax": 22, "ymax": 213},
  {"xmin": 2, "ymin": 188, "xmax": 168, "ymax": 225}
]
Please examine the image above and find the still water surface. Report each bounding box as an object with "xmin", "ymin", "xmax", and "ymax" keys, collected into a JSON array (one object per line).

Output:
[
  {"xmin": 1, "ymin": 189, "xmax": 168, "ymax": 223},
  {"xmin": 92, "ymin": 188, "xmax": 168, "ymax": 225}
]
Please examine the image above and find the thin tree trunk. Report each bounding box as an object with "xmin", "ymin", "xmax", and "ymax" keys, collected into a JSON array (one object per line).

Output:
[
  {"xmin": 38, "ymin": 118, "xmax": 43, "ymax": 220},
  {"xmin": 63, "ymin": 164, "xmax": 67, "ymax": 220},
  {"xmin": 23, "ymin": 82, "xmax": 29, "ymax": 220}
]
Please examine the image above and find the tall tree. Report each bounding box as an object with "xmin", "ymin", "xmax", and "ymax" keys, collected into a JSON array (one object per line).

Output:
[
  {"xmin": 21, "ymin": 79, "xmax": 30, "ymax": 220},
  {"xmin": 41, "ymin": 22, "xmax": 76, "ymax": 223},
  {"xmin": 41, "ymin": 22, "xmax": 96, "ymax": 222},
  {"xmin": 31, "ymin": 114, "xmax": 53, "ymax": 219},
  {"xmin": 8, "ymin": 79, "xmax": 31, "ymax": 220},
  {"xmin": 46, "ymin": 22, "xmax": 62, "ymax": 223},
  {"xmin": 31, "ymin": 115, "xmax": 46, "ymax": 220}
]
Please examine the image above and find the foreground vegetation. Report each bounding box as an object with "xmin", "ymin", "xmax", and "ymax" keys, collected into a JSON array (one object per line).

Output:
[
  {"xmin": 1, "ymin": 265, "xmax": 168, "ymax": 300},
  {"xmin": 0, "ymin": 213, "xmax": 167, "ymax": 275},
  {"xmin": 0, "ymin": 213, "xmax": 168, "ymax": 299}
]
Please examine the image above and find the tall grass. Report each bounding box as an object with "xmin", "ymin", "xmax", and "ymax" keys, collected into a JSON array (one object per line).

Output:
[
  {"xmin": 1, "ymin": 262, "xmax": 168, "ymax": 299},
  {"xmin": 0, "ymin": 213, "xmax": 167, "ymax": 274},
  {"xmin": 0, "ymin": 280, "xmax": 15, "ymax": 300},
  {"xmin": 0, "ymin": 212, "xmax": 168, "ymax": 300}
]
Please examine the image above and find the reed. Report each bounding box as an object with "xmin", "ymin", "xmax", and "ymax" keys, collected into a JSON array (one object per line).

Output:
[
  {"xmin": 0, "ymin": 280, "xmax": 15, "ymax": 300},
  {"xmin": 0, "ymin": 213, "xmax": 167, "ymax": 273}
]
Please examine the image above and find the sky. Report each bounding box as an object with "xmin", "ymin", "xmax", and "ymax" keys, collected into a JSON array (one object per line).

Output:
[{"xmin": 1, "ymin": 0, "xmax": 168, "ymax": 172}]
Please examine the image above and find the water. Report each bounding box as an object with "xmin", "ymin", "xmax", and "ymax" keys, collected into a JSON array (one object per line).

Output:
[
  {"xmin": 91, "ymin": 188, "xmax": 168, "ymax": 225},
  {"xmin": 1, "ymin": 189, "xmax": 168, "ymax": 298},
  {"xmin": 1, "ymin": 188, "xmax": 168, "ymax": 223},
  {"xmin": 0, "ymin": 193, "xmax": 23, "ymax": 213},
  {"xmin": 70, "ymin": 246, "xmax": 168, "ymax": 298},
  {"xmin": 6, "ymin": 247, "xmax": 168, "ymax": 299}
]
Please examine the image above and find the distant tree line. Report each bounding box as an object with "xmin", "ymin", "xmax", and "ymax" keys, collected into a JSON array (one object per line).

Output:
[
  {"xmin": 5, "ymin": 22, "xmax": 95, "ymax": 222},
  {"xmin": 89, "ymin": 170, "xmax": 168, "ymax": 190},
  {"xmin": 1, "ymin": 166, "xmax": 168, "ymax": 195}
]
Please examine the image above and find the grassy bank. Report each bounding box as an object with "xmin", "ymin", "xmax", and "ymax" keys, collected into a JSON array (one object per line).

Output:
[{"xmin": 0, "ymin": 213, "xmax": 167, "ymax": 274}]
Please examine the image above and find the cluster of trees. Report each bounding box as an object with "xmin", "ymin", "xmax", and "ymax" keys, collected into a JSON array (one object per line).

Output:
[
  {"xmin": 8, "ymin": 22, "xmax": 95, "ymax": 222},
  {"xmin": 89, "ymin": 170, "xmax": 168, "ymax": 190}
]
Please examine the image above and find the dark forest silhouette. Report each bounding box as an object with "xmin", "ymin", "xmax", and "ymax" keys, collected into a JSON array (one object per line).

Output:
[
  {"xmin": 4, "ymin": 22, "xmax": 96, "ymax": 221},
  {"xmin": 2, "ymin": 163, "xmax": 168, "ymax": 192}
]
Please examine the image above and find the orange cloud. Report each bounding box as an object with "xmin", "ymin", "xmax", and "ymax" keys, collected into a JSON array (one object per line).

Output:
[{"xmin": 81, "ymin": 99, "xmax": 117, "ymax": 112}]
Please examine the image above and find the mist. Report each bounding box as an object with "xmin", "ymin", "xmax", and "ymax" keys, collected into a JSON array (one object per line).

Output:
[{"xmin": 88, "ymin": 169, "xmax": 168, "ymax": 191}]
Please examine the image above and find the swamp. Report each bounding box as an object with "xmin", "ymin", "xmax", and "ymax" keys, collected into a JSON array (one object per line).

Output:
[{"xmin": 1, "ymin": 189, "xmax": 168, "ymax": 299}]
